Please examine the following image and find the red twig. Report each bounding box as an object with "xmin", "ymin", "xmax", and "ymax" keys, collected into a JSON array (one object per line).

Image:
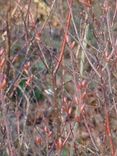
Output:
[
  {"xmin": 0, "ymin": 92, "xmax": 16, "ymax": 156},
  {"xmin": 105, "ymin": 111, "xmax": 115, "ymax": 156},
  {"xmin": 53, "ymin": 0, "xmax": 73, "ymax": 75},
  {"xmin": 101, "ymin": 78, "xmax": 115, "ymax": 156}
]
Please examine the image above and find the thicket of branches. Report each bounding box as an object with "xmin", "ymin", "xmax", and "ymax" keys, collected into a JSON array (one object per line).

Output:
[{"xmin": 0, "ymin": 0, "xmax": 117, "ymax": 156}]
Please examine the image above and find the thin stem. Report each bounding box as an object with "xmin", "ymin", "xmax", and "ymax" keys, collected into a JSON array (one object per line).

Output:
[{"xmin": 53, "ymin": 0, "xmax": 73, "ymax": 75}]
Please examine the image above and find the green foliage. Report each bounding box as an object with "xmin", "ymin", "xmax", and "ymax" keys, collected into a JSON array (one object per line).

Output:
[
  {"xmin": 35, "ymin": 61, "xmax": 45, "ymax": 70},
  {"xmin": 61, "ymin": 148, "xmax": 68, "ymax": 156},
  {"xmin": 33, "ymin": 87, "xmax": 44, "ymax": 101},
  {"xmin": 0, "ymin": 151, "xmax": 8, "ymax": 156},
  {"xmin": 17, "ymin": 79, "xmax": 27, "ymax": 97},
  {"xmin": 87, "ymin": 24, "xmax": 97, "ymax": 48},
  {"xmin": 17, "ymin": 79, "xmax": 44, "ymax": 101}
]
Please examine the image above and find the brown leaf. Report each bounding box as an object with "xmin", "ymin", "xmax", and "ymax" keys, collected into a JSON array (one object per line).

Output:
[
  {"xmin": 79, "ymin": 0, "xmax": 92, "ymax": 7},
  {"xmin": 0, "ymin": 73, "xmax": 7, "ymax": 90}
]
